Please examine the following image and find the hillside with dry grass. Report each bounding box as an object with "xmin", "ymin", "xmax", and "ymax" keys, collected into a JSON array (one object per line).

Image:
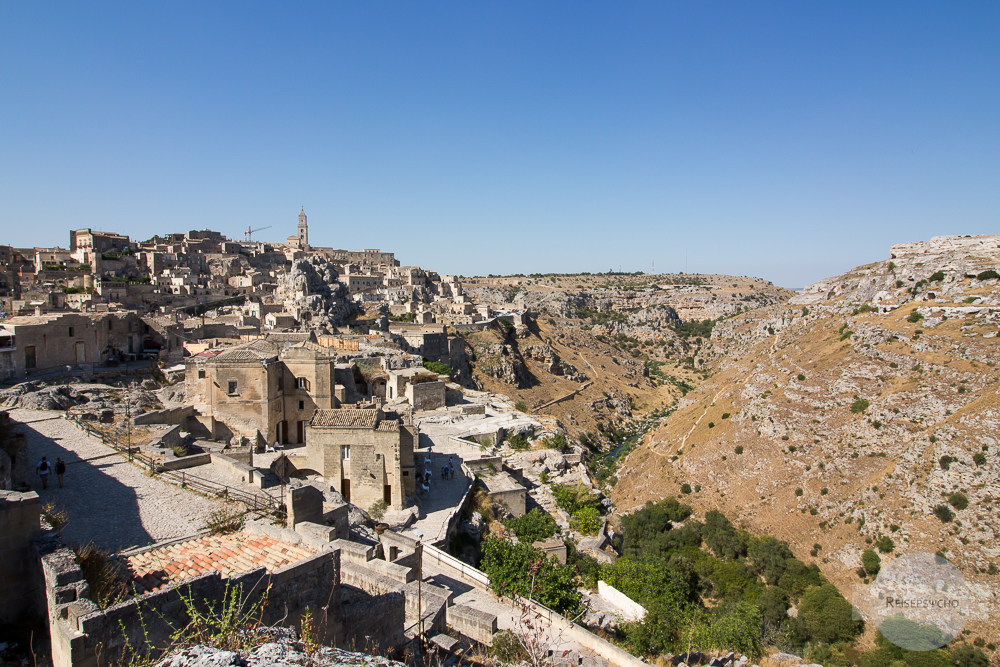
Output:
[
  {"xmin": 456, "ymin": 273, "xmax": 791, "ymax": 437},
  {"xmin": 612, "ymin": 235, "xmax": 1000, "ymax": 641}
]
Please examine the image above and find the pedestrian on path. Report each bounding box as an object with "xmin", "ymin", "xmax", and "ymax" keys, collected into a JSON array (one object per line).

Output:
[
  {"xmin": 37, "ymin": 456, "xmax": 51, "ymax": 489},
  {"xmin": 56, "ymin": 457, "xmax": 66, "ymax": 488}
]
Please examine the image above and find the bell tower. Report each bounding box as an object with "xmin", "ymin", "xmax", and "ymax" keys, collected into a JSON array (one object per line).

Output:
[{"xmin": 297, "ymin": 207, "xmax": 309, "ymax": 249}]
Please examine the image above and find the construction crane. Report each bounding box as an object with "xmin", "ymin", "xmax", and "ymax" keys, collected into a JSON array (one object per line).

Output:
[{"xmin": 243, "ymin": 225, "xmax": 271, "ymax": 241}]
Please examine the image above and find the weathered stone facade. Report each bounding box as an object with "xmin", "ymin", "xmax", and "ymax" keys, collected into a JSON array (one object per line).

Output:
[
  {"xmin": 0, "ymin": 312, "xmax": 155, "ymax": 380},
  {"xmin": 185, "ymin": 339, "xmax": 361, "ymax": 445},
  {"xmin": 305, "ymin": 406, "xmax": 416, "ymax": 511}
]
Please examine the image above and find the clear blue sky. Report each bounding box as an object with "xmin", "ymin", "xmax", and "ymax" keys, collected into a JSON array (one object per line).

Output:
[{"xmin": 1, "ymin": 3, "xmax": 997, "ymax": 288}]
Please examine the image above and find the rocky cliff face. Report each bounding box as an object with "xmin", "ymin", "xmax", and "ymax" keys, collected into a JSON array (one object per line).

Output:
[
  {"xmin": 274, "ymin": 257, "xmax": 356, "ymax": 328},
  {"xmin": 612, "ymin": 235, "xmax": 1000, "ymax": 640}
]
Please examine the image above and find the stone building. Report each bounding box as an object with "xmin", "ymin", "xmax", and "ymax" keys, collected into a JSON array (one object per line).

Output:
[
  {"xmin": 185, "ymin": 338, "xmax": 362, "ymax": 445},
  {"xmin": 69, "ymin": 229, "xmax": 133, "ymax": 268},
  {"xmin": 305, "ymin": 405, "xmax": 416, "ymax": 510},
  {"xmin": 0, "ymin": 312, "xmax": 156, "ymax": 380}
]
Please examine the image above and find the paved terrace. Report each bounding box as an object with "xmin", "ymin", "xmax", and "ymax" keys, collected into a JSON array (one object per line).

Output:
[{"xmin": 13, "ymin": 408, "xmax": 225, "ymax": 552}]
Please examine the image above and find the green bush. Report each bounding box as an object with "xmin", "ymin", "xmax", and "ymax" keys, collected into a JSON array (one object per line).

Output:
[
  {"xmin": 689, "ymin": 600, "xmax": 764, "ymax": 659},
  {"xmin": 480, "ymin": 537, "xmax": 582, "ymax": 614},
  {"xmin": 933, "ymin": 504, "xmax": 954, "ymax": 522},
  {"xmin": 939, "ymin": 455, "xmax": 954, "ymax": 470},
  {"xmin": 421, "ymin": 360, "xmax": 452, "ymax": 377},
  {"xmin": 874, "ymin": 536, "xmax": 895, "ymax": 553},
  {"xmin": 735, "ymin": 445, "xmax": 744, "ymax": 454},
  {"xmin": 862, "ymin": 548, "xmax": 881, "ymax": 575},
  {"xmin": 948, "ymin": 492, "xmax": 969, "ymax": 510},
  {"xmin": 748, "ymin": 536, "xmax": 793, "ymax": 585},
  {"xmin": 680, "ymin": 483, "xmax": 693, "ymax": 494},
  {"xmin": 851, "ymin": 397, "xmax": 870, "ymax": 414},
  {"xmin": 907, "ymin": 311, "xmax": 924, "ymax": 323},
  {"xmin": 506, "ymin": 433, "xmax": 529, "ymax": 450},
  {"xmin": 928, "ymin": 271, "xmax": 946, "ymax": 282},
  {"xmin": 796, "ymin": 584, "xmax": 863, "ymax": 644},
  {"xmin": 976, "ymin": 269, "xmax": 999, "ymax": 281},
  {"xmin": 503, "ymin": 508, "xmax": 558, "ymax": 543},
  {"xmin": 973, "ymin": 452, "xmax": 986, "ymax": 466},
  {"xmin": 551, "ymin": 483, "xmax": 601, "ymax": 515},
  {"xmin": 571, "ymin": 506, "xmax": 602, "ymax": 535}
]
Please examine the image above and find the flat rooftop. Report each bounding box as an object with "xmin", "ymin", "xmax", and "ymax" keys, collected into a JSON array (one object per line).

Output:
[{"xmin": 126, "ymin": 532, "xmax": 314, "ymax": 593}]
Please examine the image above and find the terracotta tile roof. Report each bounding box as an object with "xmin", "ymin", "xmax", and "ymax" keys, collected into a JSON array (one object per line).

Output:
[
  {"xmin": 311, "ymin": 408, "xmax": 379, "ymax": 429},
  {"xmin": 377, "ymin": 419, "xmax": 401, "ymax": 432},
  {"xmin": 212, "ymin": 345, "xmax": 277, "ymax": 362},
  {"xmin": 125, "ymin": 532, "xmax": 314, "ymax": 594}
]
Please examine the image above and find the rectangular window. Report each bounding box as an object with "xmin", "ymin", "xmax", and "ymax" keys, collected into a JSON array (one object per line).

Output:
[
  {"xmin": 68, "ymin": 327, "xmax": 74, "ymax": 337},
  {"xmin": 228, "ymin": 380, "xmax": 238, "ymax": 395},
  {"xmin": 298, "ymin": 400, "xmax": 304, "ymax": 410},
  {"xmin": 198, "ymin": 369, "xmax": 206, "ymax": 379},
  {"xmin": 340, "ymin": 445, "xmax": 350, "ymax": 460},
  {"xmin": 297, "ymin": 377, "xmax": 308, "ymax": 390}
]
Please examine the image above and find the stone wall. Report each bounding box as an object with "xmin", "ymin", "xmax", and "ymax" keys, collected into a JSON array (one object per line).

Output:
[
  {"xmin": 406, "ymin": 380, "xmax": 445, "ymax": 411},
  {"xmin": 40, "ymin": 539, "xmax": 343, "ymax": 667},
  {"xmin": 341, "ymin": 592, "xmax": 405, "ymax": 653},
  {"xmin": 133, "ymin": 405, "xmax": 194, "ymax": 426},
  {"xmin": 0, "ymin": 490, "xmax": 44, "ymax": 626},
  {"xmin": 446, "ymin": 604, "xmax": 497, "ymax": 646}
]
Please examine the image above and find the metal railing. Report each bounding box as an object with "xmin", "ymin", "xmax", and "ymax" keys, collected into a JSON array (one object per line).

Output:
[{"xmin": 66, "ymin": 414, "xmax": 281, "ymax": 514}]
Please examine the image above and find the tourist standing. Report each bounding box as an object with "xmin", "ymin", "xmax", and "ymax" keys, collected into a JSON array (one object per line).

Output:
[
  {"xmin": 55, "ymin": 457, "xmax": 66, "ymax": 488},
  {"xmin": 37, "ymin": 456, "xmax": 51, "ymax": 489}
]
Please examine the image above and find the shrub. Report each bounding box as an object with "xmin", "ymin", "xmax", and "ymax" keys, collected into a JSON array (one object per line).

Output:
[
  {"xmin": 480, "ymin": 537, "xmax": 582, "ymax": 614},
  {"xmin": 368, "ymin": 499, "xmax": 387, "ymax": 521},
  {"xmin": 205, "ymin": 503, "xmax": 245, "ymax": 534},
  {"xmin": 939, "ymin": 455, "xmax": 954, "ymax": 470},
  {"xmin": 875, "ymin": 536, "xmax": 895, "ymax": 553},
  {"xmin": 973, "ymin": 453, "xmax": 987, "ymax": 466},
  {"xmin": 929, "ymin": 271, "xmax": 946, "ymax": 282},
  {"xmin": 976, "ymin": 269, "xmax": 999, "ymax": 281},
  {"xmin": 42, "ymin": 501, "xmax": 69, "ymax": 531},
  {"xmin": 795, "ymin": 488, "xmax": 803, "ymax": 496},
  {"xmin": 735, "ymin": 445, "xmax": 744, "ymax": 455},
  {"xmin": 551, "ymin": 483, "xmax": 601, "ymax": 515},
  {"xmin": 571, "ymin": 506, "xmax": 602, "ymax": 535},
  {"xmin": 515, "ymin": 400, "xmax": 527, "ymax": 412},
  {"xmin": 504, "ymin": 508, "xmax": 558, "ymax": 543},
  {"xmin": 680, "ymin": 483, "xmax": 693, "ymax": 495},
  {"xmin": 721, "ymin": 412, "xmax": 731, "ymax": 419},
  {"xmin": 797, "ymin": 373, "xmax": 806, "ymax": 381},
  {"xmin": 796, "ymin": 584, "xmax": 863, "ymax": 644},
  {"xmin": 862, "ymin": 548, "xmax": 881, "ymax": 575},
  {"xmin": 851, "ymin": 397, "xmax": 870, "ymax": 414},
  {"xmin": 75, "ymin": 543, "xmax": 130, "ymax": 609},
  {"xmin": 948, "ymin": 492, "xmax": 969, "ymax": 510},
  {"xmin": 422, "ymin": 360, "xmax": 452, "ymax": 377},
  {"xmin": 506, "ymin": 433, "xmax": 529, "ymax": 450},
  {"xmin": 933, "ymin": 504, "xmax": 954, "ymax": 522},
  {"xmin": 490, "ymin": 629, "xmax": 529, "ymax": 664},
  {"xmin": 907, "ymin": 311, "xmax": 924, "ymax": 323}
]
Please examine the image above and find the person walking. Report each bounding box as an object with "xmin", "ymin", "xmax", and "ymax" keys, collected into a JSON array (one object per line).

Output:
[
  {"xmin": 55, "ymin": 457, "xmax": 66, "ymax": 488},
  {"xmin": 37, "ymin": 456, "xmax": 51, "ymax": 489}
]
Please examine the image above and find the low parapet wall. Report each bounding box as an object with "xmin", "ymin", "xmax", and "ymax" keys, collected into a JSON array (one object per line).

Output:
[
  {"xmin": 421, "ymin": 543, "xmax": 489, "ymax": 588},
  {"xmin": 133, "ymin": 405, "xmax": 194, "ymax": 426},
  {"xmin": 447, "ymin": 604, "xmax": 497, "ymax": 646},
  {"xmin": 40, "ymin": 538, "xmax": 342, "ymax": 667}
]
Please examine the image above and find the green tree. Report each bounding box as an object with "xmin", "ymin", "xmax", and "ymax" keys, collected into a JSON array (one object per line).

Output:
[
  {"xmin": 748, "ymin": 536, "xmax": 792, "ymax": 585},
  {"xmin": 571, "ymin": 506, "xmax": 602, "ymax": 535},
  {"xmin": 503, "ymin": 508, "xmax": 558, "ymax": 544},
  {"xmin": 862, "ymin": 549, "xmax": 881, "ymax": 576},
  {"xmin": 796, "ymin": 584, "xmax": 863, "ymax": 644},
  {"xmin": 480, "ymin": 537, "xmax": 582, "ymax": 614},
  {"xmin": 689, "ymin": 600, "xmax": 764, "ymax": 659}
]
